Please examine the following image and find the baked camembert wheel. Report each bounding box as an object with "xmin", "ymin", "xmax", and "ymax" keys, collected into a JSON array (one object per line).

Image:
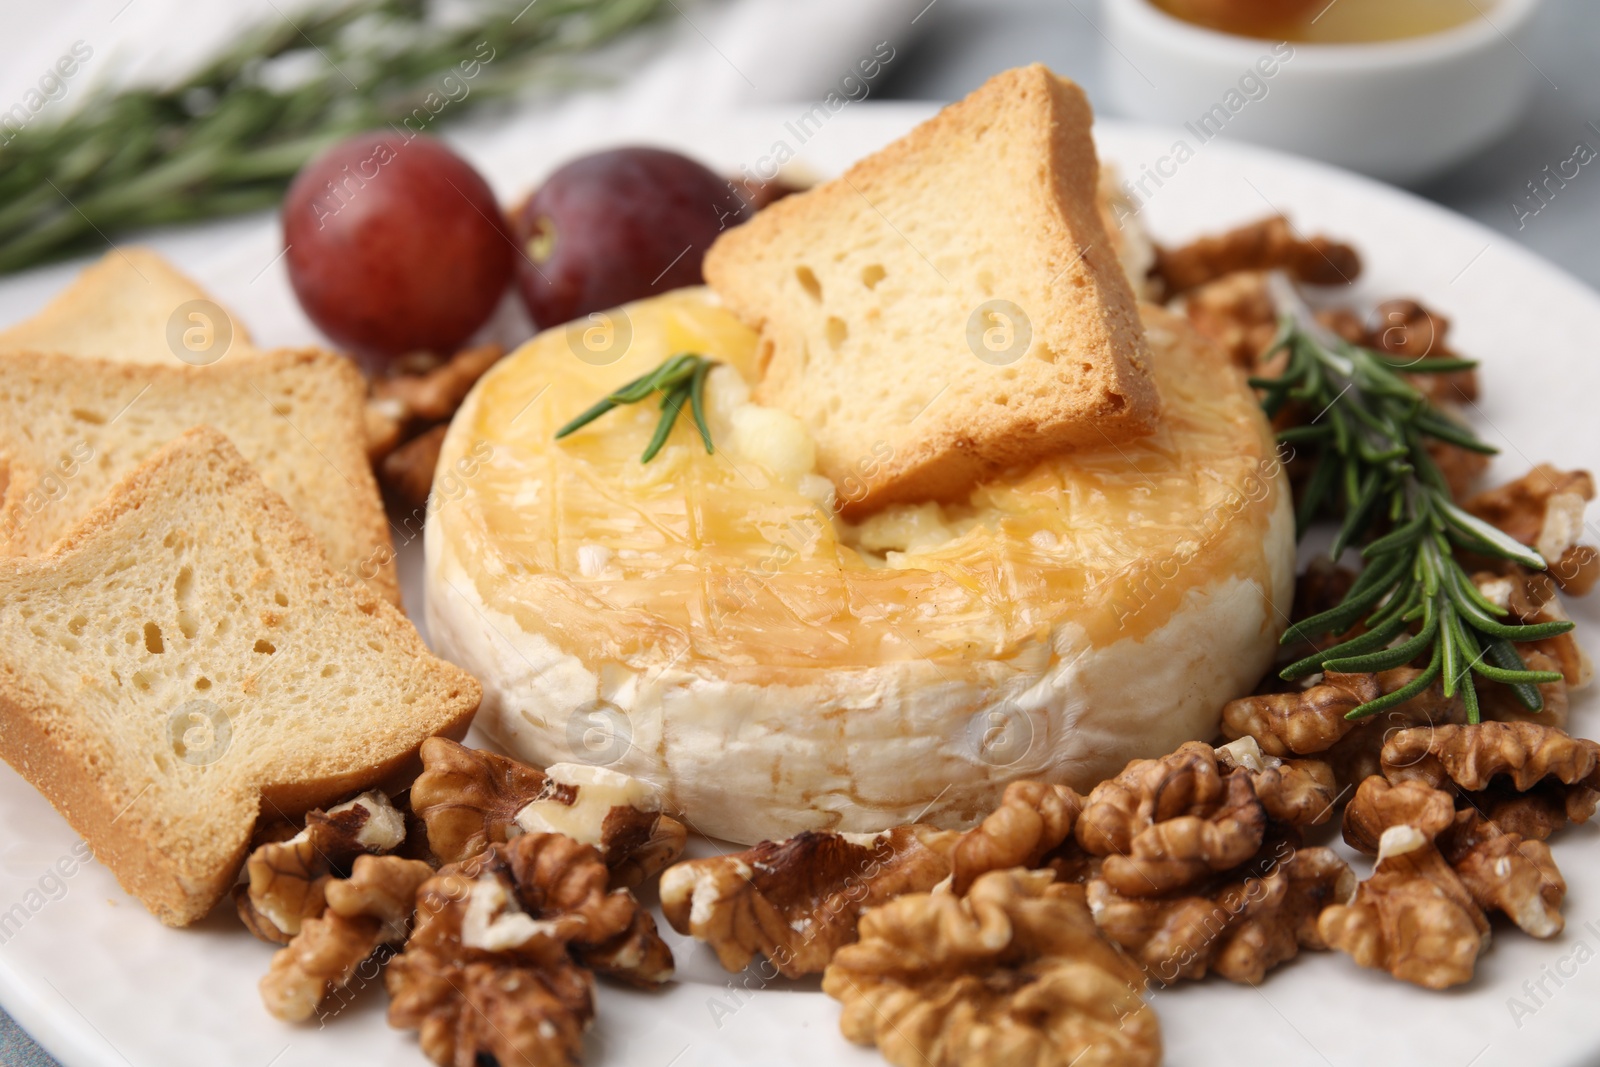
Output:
[{"xmin": 425, "ymin": 288, "xmax": 1293, "ymax": 842}]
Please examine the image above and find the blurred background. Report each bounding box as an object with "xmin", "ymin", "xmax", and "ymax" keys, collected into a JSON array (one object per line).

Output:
[
  {"xmin": 2, "ymin": 0, "xmax": 1596, "ymax": 286},
  {"xmin": 879, "ymin": 0, "xmax": 1600, "ymax": 287}
]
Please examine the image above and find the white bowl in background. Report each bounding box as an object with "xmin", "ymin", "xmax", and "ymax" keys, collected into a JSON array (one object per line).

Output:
[{"xmin": 1102, "ymin": 0, "xmax": 1544, "ymax": 185}]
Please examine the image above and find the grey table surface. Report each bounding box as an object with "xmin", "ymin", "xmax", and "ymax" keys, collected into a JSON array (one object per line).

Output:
[{"xmin": 2, "ymin": 1, "xmax": 1598, "ymax": 1064}]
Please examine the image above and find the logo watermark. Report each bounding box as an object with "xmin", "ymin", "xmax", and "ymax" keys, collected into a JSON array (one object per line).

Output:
[
  {"xmin": 1509, "ymin": 121, "xmax": 1600, "ymax": 230},
  {"xmin": 0, "ymin": 41, "xmax": 93, "ymax": 146},
  {"xmin": 0, "ymin": 840, "xmax": 96, "ymax": 945},
  {"xmin": 168, "ymin": 699, "xmax": 231, "ymax": 766},
  {"xmin": 166, "ymin": 298, "xmax": 234, "ymax": 365},
  {"xmin": 1110, "ymin": 42, "xmax": 1295, "ymax": 227},
  {"xmin": 721, "ymin": 41, "xmax": 898, "ymax": 222},
  {"xmin": 966, "ymin": 300, "xmax": 1032, "ymax": 366}
]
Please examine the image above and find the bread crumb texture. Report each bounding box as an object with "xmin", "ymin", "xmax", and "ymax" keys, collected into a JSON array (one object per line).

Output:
[
  {"xmin": 0, "ymin": 349, "xmax": 397, "ymax": 602},
  {"xmin": 706, "ymin": 64, "xmax": 1159, "ymax": 516},
  {"xmin": 0, "ymin": 428, "xmax": 478, "ymax": 925}
]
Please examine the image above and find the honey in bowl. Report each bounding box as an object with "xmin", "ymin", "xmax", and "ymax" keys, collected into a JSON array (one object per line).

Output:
[{"xmin": 1154, "ymin": 0, "xmax": 1484, "ymax": 43}]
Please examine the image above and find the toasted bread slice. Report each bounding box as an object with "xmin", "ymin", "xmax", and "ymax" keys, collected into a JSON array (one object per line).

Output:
[
  {"xmin": 0, "ymin": 428, "xmax": 479, "ymax": 925},
  {"xmin": 0, "ymin": 348, "xmax": 398, "ymax": 602},
  {"xmin": 705, "ymin": 65, "xmax": 1158, "ymax": 516},
  {"xmin": 0, "ymin": 247, "xmax": 256, "ymax": 365}
]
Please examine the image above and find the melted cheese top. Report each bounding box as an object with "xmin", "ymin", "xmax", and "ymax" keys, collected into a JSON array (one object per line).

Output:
[{"xmin": 434, "ymin": 288, "xmax": 1283, "ymax": 674}]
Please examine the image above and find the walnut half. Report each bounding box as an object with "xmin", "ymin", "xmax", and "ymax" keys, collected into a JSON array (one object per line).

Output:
[
  {"xmin": 260, "ymin": 855, "xmax": 433, "ymax": 1023},
  {"xmin": 237, "ymin": 790, "xmax": 408, "ymax": 944},
  {"xmin": 386, "ymin": 833, "xmax": 672, "ymax": 1067},
  {"xmin": 411, "ymin": 739, "xmax": 685, "ymax": 888},
  {"xmin": 1318, "ymin": 825, "xmax": 1490, "ymax": 990},
  {"xmin": 1465, "ymin": 465, "xmax": 1598, "ymax": 595},
  {"xmin": 1154, "ymin": 214, "xmax": 1360, "ymax": 296},
  {"xmin": 824, "ymin": 869, "xmax": 1160, "ymax": 1067},
  {"xmin": 1088, "ymin": 845, "xmax": 1352, "ymax": 986},
  {"xmin": 660, "ymin": 779, "xmax": 1086, "ymax": 978},
  {"xmin": 660, "ymin": 824, "xmax": 959, "ymax": 978},
  {"xmin": 1340, "ymin": 775, "xmax": 1567, "ymax": 940}
]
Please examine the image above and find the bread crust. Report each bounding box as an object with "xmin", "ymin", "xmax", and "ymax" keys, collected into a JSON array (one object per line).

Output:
[
  {"xmin": 707, "ymin": 65, "xmax": 1158, "ymax": 517},
  {"xmin": 0, "ymin": 246, "xmax": 256, "ymax": 365},
  {"xmin": 0, "ymin": 428, "xmax": 478, "ymax": 925},
  {"xmin": 0, "ymin": 347, "xmax": 398, "ymax": 603}
]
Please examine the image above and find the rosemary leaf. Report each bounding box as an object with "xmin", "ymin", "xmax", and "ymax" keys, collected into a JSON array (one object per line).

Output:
[
  {"xmin": 688, "ymin": 357, "xmax": 715, "ymax": 454},
  {"xmin": 0, "ymin": 0, "xmax": 669, "ymax": 273},
  {"xmin": 1260, "ymin": 273, "xmax": 1576, "ymax": 719},
  {"xmin": 641, "ymin": 381, "xmax": 691, "ymax": 463},
  {"xmin": 555, "ymin": 353, "xmax": 719, "ymax": 464}
]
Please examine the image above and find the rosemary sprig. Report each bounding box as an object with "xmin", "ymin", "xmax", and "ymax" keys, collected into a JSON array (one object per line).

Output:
[
  {"xmin": 0, "ymin": 0, "xmax": 667, "ymax": 273},
  {"xmin": 1257, "ymin": 275, "xmax": 1572, "ymax": 722},
  {"xmin": 555, "ymin": 353, "xmax": 718, "ymax": 463}
]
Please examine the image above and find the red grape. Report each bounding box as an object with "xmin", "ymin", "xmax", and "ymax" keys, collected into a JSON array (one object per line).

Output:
[
  {"xmin": 283, "ymin": 132, "xmax": 513, "ymax": 368},
  {"xmin": 513, "ymin": 147, "xmax": 746, "ymax": 330}
]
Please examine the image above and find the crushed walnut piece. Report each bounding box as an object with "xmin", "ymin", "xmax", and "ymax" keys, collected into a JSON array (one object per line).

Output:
[
  {"xmin": 1382, "ymin": 722, "xmax": 1600, "ymax": 842},
  {"xmin": 260, "ymin": 855, "xmax": 433, "ymax": 1023},
  {"xmin": 1154, "ymin": 215, "xmax": 1360, "ymax": 297},
  {"xmin": 1069, "ymin": 741, "xmax": 1350, "ymax": 985},
  {"xmin": 1318, "ymin": 824, "xmax": 1491, "ymax": 989},
  {"xmin": 662, "ymin": 779, "xmax": 1096, "ymax": 978},
  {"xmin": 411, "ymin": 738, "xmax": 550, "ymax": 866},
  {"xmin": 1075, "ymin": 742, "xmax": 1228, "ymax": 857},
  {"xmin": 1470, "ymin": 779, "xmax": 1593, "ymax": 841},
  {"xmin": 374, "ymin": 343, "xmax": 504, "ymax": 426},
  {"xmin": 1552, "ymin": 545, "xmax": 1600, "ymax": 598},
  {"xmin": 1442, "ymin": 808, "xmax": 1566, "ymax": 938},
  {"xmin": 518, "ymin": 833, "xmax": 669, "ymax": 984},
  {"xmin": 1094, "ymin": 768, "xmax": 1266, "ymax": 897},
  {"xmin": 1466, "ymin": 465, "xmax": 1598, "ymax": 595},
  {"xmin": 660, "ymin": 824, "xmax": 960, "ymax": 978},
  {"xmin": 389, "ymin": 875, "xmax": 594, "ymax": 1067},
  {"xmin": 1341, "ymin": 777, "xmax": 1455, "ymax": 856},
  {"xmin": 1182, "ymin": 270, "xmax": 1279, "ymax": 368},
  {"xmin": 1074, "ymin": 741, "xmax": 1345, "ymax": 896},
  {"xmin": 411, "ymin": 739, "xmax": 685, "ymax": 889},
  {"xmin": 463, "ymin": 832, "xmax": 672, "ymax": 987},
  {"xmin": 1215, "ymin": 736, "xmax": 1339, "ymax": 828},
  {"xmin": 236, "ymin": 791, "xmax": 408, "ymax": 944},
  {"xmin": 1088, "ymin": 845, "xmax": 1352, "ymax": 986},
  {"xmin": 387, "ymin": 832, "xmax": 670, "ymax": 1067},
  {"xmin": 379, "ymin": 425, "xmax": 448, "ymax": 514},
  {"xmin": 512, "ymin": 762, "xmax": 687, "ymax": 890},
  {"xmin": 824, "ymin": 868, "xmax": 1160, "ymax": 1067},
  {"xmin": 1382, "ymin": 721, "xmax": 1600, "ymax": 795},
  {"xmin": 949, "ymin": 780, "xmax": 1086, "ymax": 894},
  {"xmin": 367, "ymin": 342, "xmax": 504, "ymax": 505},
  {"xmin": 1221, "ymin": 673, "xmax": 1387, "ymax": 758},
  {"xmin": 1472, "ymin": 568, "xmax": 1593, "ymax": 692},
  {"xmin": 1222, "ymin": 669, "xmax": 1464, "ymax": 789},
  {"xmin": 1336, "ymin": 774, "xmax": 1567, "ymax": 939},
  {"xmin": 364, "ymin": 396, "xmax": 406, "ymax": 463}
]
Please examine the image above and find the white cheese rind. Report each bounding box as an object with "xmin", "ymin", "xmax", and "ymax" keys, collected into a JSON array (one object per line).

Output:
[{"xmin": 424, "ymin": 491, "xmax": 1294, "ymax": 844}]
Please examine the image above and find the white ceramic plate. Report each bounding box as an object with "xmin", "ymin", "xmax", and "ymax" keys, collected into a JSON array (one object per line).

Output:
[{"xmin": 0, "ymin": 103, "xmax": 1597, "ymax": 1067}]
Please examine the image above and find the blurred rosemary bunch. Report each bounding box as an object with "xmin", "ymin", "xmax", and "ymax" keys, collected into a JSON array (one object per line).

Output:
[
  {"xmin": 0, "ymin": 0, "xmax": 668, "ymax": 273},
  {"xmin": 1257, "ymin": 274, "xmax": 1573, "ymax": 723}
]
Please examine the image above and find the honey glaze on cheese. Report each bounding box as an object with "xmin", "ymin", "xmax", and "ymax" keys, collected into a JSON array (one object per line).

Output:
[{"xmin": 442, "ymin": 288, "xmax": 1283, "ymax": 671}]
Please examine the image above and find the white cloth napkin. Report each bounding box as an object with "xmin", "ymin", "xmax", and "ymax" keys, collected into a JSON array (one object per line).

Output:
[
  {"xmin": 0, "ymin": 0, "xmax": 924, "ymax": 118},
  {"xmin": 0, "ymin": 0, "xmax": 928, "ymax": 340}
]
